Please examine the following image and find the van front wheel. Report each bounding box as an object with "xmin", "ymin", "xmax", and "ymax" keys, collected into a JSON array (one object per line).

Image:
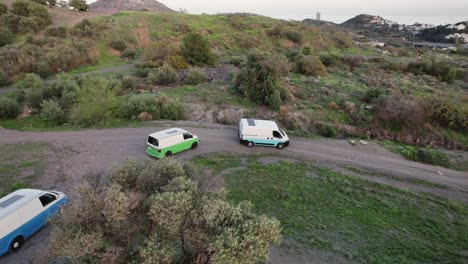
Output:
[
  {"xmin": 165, "ymin": 151, "xmax": 173, "ymax": 157},
  {"xmin": 277, "ymin": 143, "xmax": 284, "ymax": 150},
  {"xmin": 247, "ymin": 141, "xmax": 254, "ymax": 148},
  {"xmin": 191, "ymin": 142, "xmax": 198, "ymax": 149},
  {"xmin": 9, "ymin": 236, "xmax": 23, "ymax": 253}
]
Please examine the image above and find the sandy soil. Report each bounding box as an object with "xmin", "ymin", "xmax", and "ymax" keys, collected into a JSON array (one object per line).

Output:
[{"xmin": 0, "ymin": 120, "xmax": 467, "ymax": 264}]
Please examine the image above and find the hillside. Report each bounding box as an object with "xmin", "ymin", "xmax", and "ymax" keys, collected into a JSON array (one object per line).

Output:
[{"xmin": 90, "ymin": 0, "xmax": 174, "ymax": 12}]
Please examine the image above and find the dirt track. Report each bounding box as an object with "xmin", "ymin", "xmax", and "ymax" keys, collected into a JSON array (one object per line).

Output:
[{"xmin": 1, "ymin": 120, "xmax": 467, "ymax": 264}]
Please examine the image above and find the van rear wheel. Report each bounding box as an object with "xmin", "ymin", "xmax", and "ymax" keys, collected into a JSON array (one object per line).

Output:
[
  {"xmin": 165, "ymin": 151, "xmax": 173, "ymax": 157},
  {"xmin": 277, "ymin": 143, "xmax": 284, "ymax": 150},
  {"xmin": 191, "ymin": 142, "xmax": 198, "ymax": 149},
  {"xmin": 9, "ymin": 236, "xmax": 23, "ymax": 253},
  {"xmin": 247, "ymin": 141, "xmax": 254, "ymax": 148}
]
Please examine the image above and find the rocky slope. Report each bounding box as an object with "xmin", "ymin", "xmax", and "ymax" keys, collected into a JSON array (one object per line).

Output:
[{"xmin": 90, "ymin": 0, "xmax": 174, "ymax": 12}]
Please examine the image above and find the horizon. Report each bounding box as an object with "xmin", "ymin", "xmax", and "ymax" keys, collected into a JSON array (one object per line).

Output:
[{"xmin": 86, "ymin": 0, "xmax": 468, "ymax": 25}]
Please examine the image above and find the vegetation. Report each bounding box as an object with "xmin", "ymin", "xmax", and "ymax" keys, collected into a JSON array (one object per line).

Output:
[
  {"xmin": 235, "ymin": 50, "xmax": 289, "ymax": 110},
  {"xmin": 295, "ymin": 55, "xmax": 327, "ymax": 77},
  {"xmin": 395, "ymin": 145, "xmax": 451, "ymax": 168},
  {"xmin": 119, "ymin": 93, "xmax": 185, "ymax": 121},
  {"xmin": 0, "ymin": 97, "xmax": 21, "ymax": 119},
  {"xmin": 184, "ymin": 68, "xmax": 208, "ymax": 85},
  {"xmin": 46, "ymin": 158, "xmax": 281, "ymax": 263},
  {"xmin": 149, "ymin": 64, "xmax": 179, "ymax": 86},
  {"xmin": 181, "ymin": 32, "xmax": 218, "ymax": 66},
  {"xmin": 196, "ymin": 155, "xmax": 468, "ymax": 264}
]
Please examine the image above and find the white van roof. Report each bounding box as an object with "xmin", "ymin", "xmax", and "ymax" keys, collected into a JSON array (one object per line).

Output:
[
  {"xmin": 0, "ymin": 189, "xmax": 45, "ymax": 220},
  {"xmin": 241, "ymin": 119, "xmax": 279, "ymax": 130},
  {"xmin": 149, "ymin": 128, "xmax": 188, "ymax": 140}
]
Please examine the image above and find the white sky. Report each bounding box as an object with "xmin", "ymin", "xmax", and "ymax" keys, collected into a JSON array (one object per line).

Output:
[{"xmin": 86, "ymin": 0, "xmax": 468, "ymax": 24}]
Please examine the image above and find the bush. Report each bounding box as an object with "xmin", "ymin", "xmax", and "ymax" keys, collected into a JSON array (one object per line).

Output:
[
  {"xmin": 69, "ymin": 76, "xmax": 121, "ymax": 126},
  {"xmin": 40, "ymin": 99, "xmax": 66, "ymax": 124},
  {"xmin": 344, "ymin": 55, "xmax": 364, "ymax": 72},
  {"xmin": 229, "ymin": 56, "xmax": 246, "ymax": 67},
  {"xmin": 0, "ymin": 97, "xmax": 21, "ymax": 119},
  {"xmin": 47, "ymin": 158, "xmax": 280, "ymax": 264},
  {"xmin": 405, "ymin": 59, "xmax": 459, "ymax": 84},
  {"xmin": 364, "ymin": 88, "xmax": 385, "ymax": 103},
  {"xmin": 21, "ymin": 73, "xmax": 46, "ymax": 109},
  {"xmin": 181, "ymin": 32, "xmax": 217, "ymax": 66},
  {"xmin": 45, "ymin": 26, "xmax": 67, "ymax": 38},
  {"xmin": 121, "ymin": 49, "xmax": 136, "ymax": 59},
  {"xmin": 284, "ymin": 31, "xmax": 303, "ymax": 43},
  {"xmin": 122, "ymin": 76, "xmax": 136, "ymax": 90},
  {"xmin": 0, "ymin": 28, "xmax": 14, "ymax": 47},
  {"xmin": 319, "ymin": 53, "xmax": 341, "ymax": 67},
  {"xmin": 295, "ymin": 56, "xmax": 326, "ymax": 77},
  {"xmin": 148, "ymin": 64, "xmax": 178, "ymax": 86},
  {"xmin": 0, "ymin": 69, "xmax": 10, "ymax": 86},
  {"xmin": 317, "ymin": 124, "xmax": 337, "ymax": 138},
  {"xmin": 302, "ymin": 45, "xmax": 313, "ymax": 55},
  {"xmin": 398, "ymin": 146, "xmax": 450, "ymax": 168},
  {"xmin": 110, "ymin": 39, "xmax": 127, "ymax": 52},
  {"xmin": 234, "ymin": 50, "xmax": 289, "ymax": 110},
  {"xmin": 69, "ymin": 0, "xmax": 88, "ymax": 11},
  {"xmin": 373, "ymin": 96, "xmax": 430, "ymax": 132},
  {"xmin": 184, "ymin": 68, "xmax": 208, "ymax": 85},
  {"xmin": 119, "ymin": 93, "xmax": 184, "ymax": 121},
  {"xmin": 166, "ymin": 55, "xmax": 189, "ymax": 70},
  {"xmin": 134, "ymin": 67, "xmax": 151, "ymax": 78},
  {"xmin": 143, "ymin": 42, "xmax": 179, "ymax": 67},
  {"xmin": 266, "ymin": 26, "xmax": 284, "ymax": 37},
  {"xmin": 0, "ymin": 3, "xmax": 7, "ymax": 16},
  {"xmin": 431, "ymin": 98, "xmax": 467, "ymax": 132}
]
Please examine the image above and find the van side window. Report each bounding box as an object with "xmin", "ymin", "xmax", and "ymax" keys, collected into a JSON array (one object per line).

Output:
[
  {"xmin": 273, "ymin": 131, "xmax": 283, "ymax": 139},
  {"xmin": 183, "ymin": 133, "xmax": 193, "ymax": 140},
  {"xmin": 39, "ymin": 194, "xmax": 57, "ymax": 207}
]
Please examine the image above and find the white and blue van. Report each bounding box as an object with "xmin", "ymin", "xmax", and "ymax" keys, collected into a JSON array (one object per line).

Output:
[
  {"xmin": 239, "ymin": 118, "xmax": 290, "ymax": 149},
  {"xmin": 0, "ymin": 189, "xmax": 68, "ymax": 256}
]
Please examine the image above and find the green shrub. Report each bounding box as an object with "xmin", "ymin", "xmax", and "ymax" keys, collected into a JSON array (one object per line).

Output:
[
  {"xmin": 21, "ymin": 73, "xmax": 46, "ymax": 109},
  {"xmin": 431, "ymin": 98, "xmax": 467, "ymax": 132},
  {"xmin": 229, "ymin": 56, "xmax": 246, "ymax": 67},
  {"xmin": 69, "ymin": 0, "xmax": 88, "ymax": 11},
  {"xmin": 266, "ymin": 26, "xmax": 284, "ymax": 37},
  {"xmin": 398, "ymin": 146, "xmax": 450, "ymax": 168},
  {"xmin": 45, "ymin": 26, "xmax": 67, "ymax": 38},
  {"xmin": 319, "ymin": 53, "xmax": 341, "ymax": 67},
  {"xmin": 119, "ymin": 93, "xmax": 184, "ymax": 121},
  {"xmin": 295, "ymin": 56, "xmax": 326, "ymax": 77},
  {"xmin": 385, "ymin": 61, "xmax": 401, "ymax": 72},
  {"xmin": 184, "ymin": 68, "xmax": 208, "ymax": 85},
  {"xmin": 40, "ymin": 99, "xmax": 66, "ymax": 124},
  {"xmin": 134, "ymin": 68, "xmax": 151, "ymax": 78},
  {"xmin": 0, "ymin": 97, "xmax": 21, "ymax": 119},
  {"xmin": 181, "ymin": 32, "xmax": 217, "ymax": 66},
  {"xmin": 317, "ymin": 124, "xmax": 337, "ymax": 138},
  {"xmin": 122, "ymin": 76, "xmax": 137, "ymax": 90},
  {"xmin": 405, "ymin": 59, "xmax": 459, "ymax": 84},
  {"xmin": 284, "ymin": 31, "xmax": 303, "ymax": 43},
  {"xmin": 0, "ymin": 3, "xmax": 7, "ymax": 16},
  {"xmin": 364, "ymin": 88, "xmax": 385, "ymax": 103},
  {"xmin": 234, "ymin": 50, "xmax": 289, "ymax": 110},
  {"xmin": 143, "ymin": 42, "xmax": 179, "ymax": 68},
  {"xmin": 110, "ymin": 39, "xmax": 127, "ymax": 52},
  {"xmin": 344, "ymin": 55, "xmax": 364, "ymax": 72},
  {"xmin": 148, "ymin": 64, "xmax": 178, "ymax": 86},
  {"xmin": 121, "ymin": 49, "xmax": 136, "ymax": 59},
  {"xmin": 70, "ymin": 76, "xmax": 121, "ymax": 126},
  {"xmin": 301, "ymin": 45, "xmax": 313, "ymax": 55},
  {"xmin": 0, "ymin": 28, "xmax": 14, "ymax": 47},
  {"xmin": 166, "ymin": 55, "xmax": 189, "ymax": 70}
]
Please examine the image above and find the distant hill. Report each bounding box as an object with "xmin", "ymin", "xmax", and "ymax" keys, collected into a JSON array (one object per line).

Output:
[
  {"xmin": 341, "ymin": 14, "xmax": 467, "ymax": 44},
  {"xmin": 302, "ymin": 18, "xmax": 336, "ymax": 27},
  {"xmin": 90, "ymin": 0, "xmax": 174, "ymax": 12}
]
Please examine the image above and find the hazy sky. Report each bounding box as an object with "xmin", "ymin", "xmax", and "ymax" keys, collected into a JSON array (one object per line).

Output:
[{"xmin": 87, "ymin": 0, "xmax": 468, "ymax": 24}]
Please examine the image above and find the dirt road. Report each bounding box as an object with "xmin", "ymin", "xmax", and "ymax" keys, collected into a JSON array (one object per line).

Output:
[{"xmin": 1, "ymin": 120, "xmax": 467, "ymax": 264}]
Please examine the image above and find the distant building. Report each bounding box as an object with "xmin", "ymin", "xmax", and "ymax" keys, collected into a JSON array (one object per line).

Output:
[{"xmin": 316, "ymin": 12, "xmax": 321, "ymax": 21}]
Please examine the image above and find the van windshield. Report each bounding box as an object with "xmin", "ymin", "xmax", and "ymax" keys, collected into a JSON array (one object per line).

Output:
[
  {"xmin": 148, "ymin": 136, "xmax": 159, "ymax": 147},
  {"xmin": 279, "ymin": 129, "xmax": 286, "ymax": 137}
]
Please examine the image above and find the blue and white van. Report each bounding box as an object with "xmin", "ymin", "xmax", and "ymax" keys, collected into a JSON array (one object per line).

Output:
[
  {"xmin": 0, "ymin": 189, "xmax": 68, "ymax": 256},
  {"xmin": 238, "ymin": 118, "xmax": 290, "ymax": 149}
]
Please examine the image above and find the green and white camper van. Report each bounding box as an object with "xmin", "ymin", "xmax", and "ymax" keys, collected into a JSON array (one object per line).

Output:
[
  {"xmin": 238, "ymin": 118, "xmax": 290, "ymax": 149},
  {"xmin": 146, "ymin": 128, "xmax": 199, "ymax": 158}
]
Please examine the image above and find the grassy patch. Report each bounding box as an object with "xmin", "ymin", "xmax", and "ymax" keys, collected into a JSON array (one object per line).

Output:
[
  {"xmin": 202, "ymin": 156, "xmax": 468, "ymax": 263},
  {"xmin": 0, "ymin": 142, "xmax": 52, "ymax": 198},
  {"xmin": 383, "ymin": 142, "xmax": 455, "ymax": 169}
]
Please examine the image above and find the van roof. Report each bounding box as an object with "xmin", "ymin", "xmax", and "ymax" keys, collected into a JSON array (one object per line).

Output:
[
  {"xmin": 241, "ymin": 119, "xmax": 279, "ymax": 130},
  {"xmin": 0, "ymin": 189, "xmax": 45, "ymax": 220},
  {"xmin": 149, "ymin": 128, "xmax": 188, "ymax": 140}
]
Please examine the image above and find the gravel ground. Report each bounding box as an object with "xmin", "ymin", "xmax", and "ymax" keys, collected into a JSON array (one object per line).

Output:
[{"xmin": 1, "ymin": 120, "xmax": 467, "ymax": 264}]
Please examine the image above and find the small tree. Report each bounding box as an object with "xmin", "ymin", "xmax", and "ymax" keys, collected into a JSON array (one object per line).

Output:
[
  {"xmin": 68, "ymin": 0, "xmax": 88, "ymax": 11},
  {"xmin": 181, "ymin": 32, "xmax": 217, "ymax": 66},
  {"xmin": 40, "ymin": 99, "xmax": 66, "ymax": 125}
]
